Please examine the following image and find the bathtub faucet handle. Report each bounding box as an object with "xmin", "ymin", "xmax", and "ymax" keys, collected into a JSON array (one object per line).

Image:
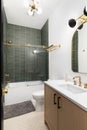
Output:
[{"xmin": 5, "ymin": 73, "xmax": 10, "ymax": 77}]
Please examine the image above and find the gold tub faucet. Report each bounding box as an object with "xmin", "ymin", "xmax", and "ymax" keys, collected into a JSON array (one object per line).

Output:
[{"xmin": 73, "ymin": 76, "xmax": 82, "ymax": 87}]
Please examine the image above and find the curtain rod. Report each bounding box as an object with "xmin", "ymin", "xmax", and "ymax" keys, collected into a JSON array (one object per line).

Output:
[
  {"xmin": 4, "ymin": 43, "xmax": 47, "ymax": 49},
  {"xmin": 4, "ymin": 43, "xmax": 61, "ymax": 52}
]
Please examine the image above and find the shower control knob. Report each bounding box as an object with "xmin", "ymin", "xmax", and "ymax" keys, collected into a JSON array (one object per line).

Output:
[{"xmin": 5, "ymin": 73, "xmax": 10, "ymax": 77}]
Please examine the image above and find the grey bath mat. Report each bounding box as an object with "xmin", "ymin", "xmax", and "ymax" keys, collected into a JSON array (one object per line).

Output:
[{"xmin": 4, "ymin": 100, "xmax": 35, "ymax": 119}]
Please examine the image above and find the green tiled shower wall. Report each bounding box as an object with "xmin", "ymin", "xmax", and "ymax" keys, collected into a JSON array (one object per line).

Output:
[
  {"xmin": 3, "ymin": 9, "xmax": 7, "ymax": 43},
  {"xmin": 3, "ymin": 8, "xmax": 7, "ymax": 85},
  {"xmin": 72, "ymin": 31, "xmax": 78, "ymax": 72},
  {"xmin": 41, "ymin": 20, "xmax": 49, "ymax": 80},
  {"xmin": 3, "ymin": 11, "xmax": 48, "ymax": 83},
  {"xmin": 41, "ymin": 20, "xmax": 48, "ymax": 46},
  {"xmin": 7, "ymin": 24, "xmax": 41, "ymax": 45}
]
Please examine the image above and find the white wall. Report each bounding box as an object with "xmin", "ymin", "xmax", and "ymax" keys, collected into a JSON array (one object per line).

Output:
[{"xmin": 49, "ymin": 0, "xmax": 87, "ymax": 84}]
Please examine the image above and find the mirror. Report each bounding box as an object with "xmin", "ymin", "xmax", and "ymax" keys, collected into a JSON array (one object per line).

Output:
[{"xmin": 72, "ymin": 23, "xmax": 87, "ymax": 73}]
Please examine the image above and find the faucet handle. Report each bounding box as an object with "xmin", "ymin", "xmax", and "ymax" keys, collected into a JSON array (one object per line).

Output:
[
  {"xmin": 73, "ymin": 76, "xmax": 82, "ymax": 87},
  {"xmin": 84, "ymin": 83, "xmax": 87, "ymax": 88},
  {"xmin": 79, "ymin": 80, "xmax": 82, "ymax": 87}
]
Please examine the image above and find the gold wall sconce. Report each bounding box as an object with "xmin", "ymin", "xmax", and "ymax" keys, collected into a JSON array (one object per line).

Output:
[{"xmin": 68, "ymin": 6, "xmax": 87, "ymax": 29}]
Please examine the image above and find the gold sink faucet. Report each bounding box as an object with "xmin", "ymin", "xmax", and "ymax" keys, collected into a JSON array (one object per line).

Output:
[{"xmin": 73, "ymin": 76, "xmax": 82, "ymax": 87}]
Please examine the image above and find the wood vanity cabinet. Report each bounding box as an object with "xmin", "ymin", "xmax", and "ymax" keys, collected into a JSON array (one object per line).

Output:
[
  {"xmin": 44, "ymin": 84, "xmax": 87, "ymax": 130},
  {"xmin": 44, "ymin": 84, "xmax": 58, "ymax": 130}
]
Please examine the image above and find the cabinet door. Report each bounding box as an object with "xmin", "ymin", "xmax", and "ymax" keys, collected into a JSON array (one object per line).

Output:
[
  {"xmin": 44, "ymin": 84, "xmax": 58, "ymax": 130},
  {"xmin": 58, "ymin": 95, "xmax": 74, "ymax": 130},
  {"xmin": 72, "ymin": 102, "xmax": 87, "ymax": 130},
  {"xmin": 58, "ymin": 94, "xmax": 87, "ymax": 130}
]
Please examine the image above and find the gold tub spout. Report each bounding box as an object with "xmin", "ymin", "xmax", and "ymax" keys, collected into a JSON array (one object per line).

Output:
[{"xmin": 2, "ymin": 88, "xmax": 8, "ymax": 95}]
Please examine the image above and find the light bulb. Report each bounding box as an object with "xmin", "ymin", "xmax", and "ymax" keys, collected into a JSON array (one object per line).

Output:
[
  {"xmin": 68, "ymin": 19, "xmax": 76, "ymax": 28},
  {"xmin": 77, "ymin": 24, "xmax": 83, "ymax": 30},
  {"xmin": 85, "ymin": 6, "xmax": 87, "ymax": 11},
  {"xmin": 24, "ymin": 0, "xmax": 29, "ymax": 8},
  {"xmin": 37, "ymin": 7, "xmax": 42, "ymax": 14},
  {"xmin": 28, "ymin": 9, "xmax": 33, "ymax": 15},
  {"xmin": 84, "ymin": 6, "xmax": 87, "ymax": 16}
]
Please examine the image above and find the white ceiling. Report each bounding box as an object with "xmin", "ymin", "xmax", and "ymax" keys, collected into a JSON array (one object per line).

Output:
[{"xmin": 3, "ymin": 0, "xmax": 59, "ymax": 29}]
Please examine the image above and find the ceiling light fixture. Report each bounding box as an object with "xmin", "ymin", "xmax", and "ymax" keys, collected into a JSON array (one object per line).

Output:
[{"xmin": 24, "ymin": 0, "xmax": 42, "ymax": 16}]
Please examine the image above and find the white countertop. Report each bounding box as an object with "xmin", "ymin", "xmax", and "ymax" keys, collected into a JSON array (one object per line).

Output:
[{"xmin": 44, "ymin": 80, "xmax": 87, "ymax": 112}]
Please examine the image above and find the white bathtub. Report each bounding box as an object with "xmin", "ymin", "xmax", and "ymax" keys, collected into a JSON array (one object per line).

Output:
[{"xmin": 5, "ymin": 81, "xmax": 44, "ymax": 105}]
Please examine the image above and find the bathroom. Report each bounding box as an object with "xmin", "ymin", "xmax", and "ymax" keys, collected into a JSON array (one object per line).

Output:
[{"xmin": 1, "ymin": 0, "xmax": 87, "ymax": 130}]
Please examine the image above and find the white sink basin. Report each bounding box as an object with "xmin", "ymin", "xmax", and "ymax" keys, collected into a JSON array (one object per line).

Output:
[{"xmin": 59, "ymin": 83, "xmax": 87, "ymax": 94}]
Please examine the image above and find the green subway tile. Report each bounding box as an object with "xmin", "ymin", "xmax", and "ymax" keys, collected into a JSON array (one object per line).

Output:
[{"xmin": 4, "ymin": 22, "xmax": 48, "ymax": 82}]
